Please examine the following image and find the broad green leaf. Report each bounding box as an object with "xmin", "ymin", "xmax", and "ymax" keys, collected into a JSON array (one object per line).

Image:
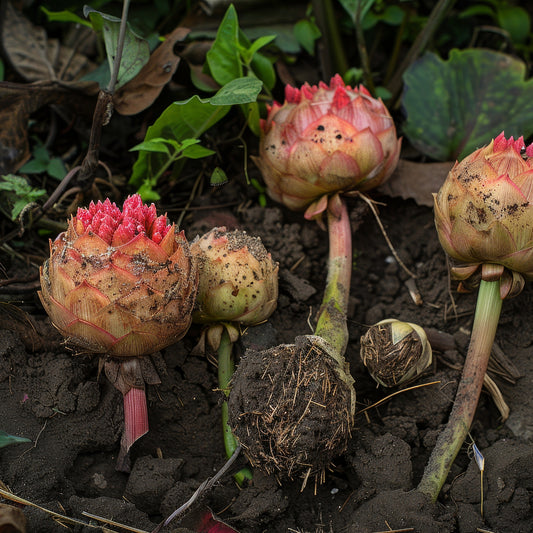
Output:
[
  {"xmin": 181, "ymin": 144, "xmax": 215, "ymax": 159},
  {"xmin": 210, "ymin": 77, "xmax": 262, "ymax": 105},
  {"xmin": 246, "ymin": 34, "xmax": 277, "ymax": 60},
  {"xmin": 129, "ymin": 97, "xmax": 230, "ymax": 185},
  {"xmin": 41, "ymin": 7, "xmax": 92, "ymax": 27},
  {"xmin": 0, "ymin": 431, "xmax": 31, "ymax": 448},
  {"xmin": 250, "ymin": 53, "xmax": 275, "ymax": 91},
  {"xmin": 293, "ymin": 19, "xmax": 322, "ymax": 56},
  {"xmin": 205, "ymin": 4, "xmax": 242, "ymax": 86},
  {"xmin": 497, "ymin": 6, "xmax": 530, "ymax": 44},
  {"xmin": 83, "ymin": 6, "xmax": 150, "ymax": 89},
  {"xmin": 402, "ymin": 49, "xmax": 533, "ymax": 161},
  {"xmin": 130, "ymin": 139, "xmax": 171, "ymax": 154},
  {"xmin": 47, "ymin": 158, "xmax": 67, "ymax": 181}
]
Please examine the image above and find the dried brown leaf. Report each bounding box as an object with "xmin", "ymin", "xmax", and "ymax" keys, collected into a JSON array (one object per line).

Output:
[
  {"xmin": 0, "ymin": 503, "xmax": 26, "ymax": 533},
  {"xmin": 1, "ymin": 1, "xmax": 95, "ymax": 82},
  {"xmin": 0, "ymin": 81, "xmax": 97, "ymax": 174},
  {"xmin": 113, "ymin": 27, "xmax": 190, "ymax": 116},
  {"xmin": 378, "ymin": 159, "xmax": 454, "ymax": 207}
]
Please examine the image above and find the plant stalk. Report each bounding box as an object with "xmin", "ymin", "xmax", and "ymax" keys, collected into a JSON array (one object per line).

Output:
[
  {"xmin": 314, "ymin": 194, "xmax": 352, "ymax": 357},
  {"xmin": 218, "ymin": 327, "xmax": 253, "ymax": 485},
  {"xmin": 417, "ymin": 278, "xmax": 502, "ymax": 501}
]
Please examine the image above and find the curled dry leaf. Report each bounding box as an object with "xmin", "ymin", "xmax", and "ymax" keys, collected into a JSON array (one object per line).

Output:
[
  {"xmin": 0, "ymin": 503, "xmax": 27, "ymax": 533},
  {"xmin": 114, "ymin": 27, "xmax": 191, "ymax": 115},
  {"xmin": 0, "ymin": 2, "xmax": 99, "ymax": 173},
  {"xmin": 0, "ymin": 81, "xmax": 96, "ymax": 174},
  {"xmin": 1, "ymin": 2, "xmax": 96, "ymax": 82}
]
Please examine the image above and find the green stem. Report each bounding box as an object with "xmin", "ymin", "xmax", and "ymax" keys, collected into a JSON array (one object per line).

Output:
[
  {"xmin": 417, "ymin": 279, "xmax": 502, "ymax": 501},
  {"xmin": 218, "ymin": 328, "xmax": 253, "ymax": 485},
  {"xmin": 314, "ymin": 195, "xmax": 352, "ymax": 357}
]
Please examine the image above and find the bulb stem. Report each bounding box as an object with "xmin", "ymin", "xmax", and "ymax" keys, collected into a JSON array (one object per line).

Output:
[
  {"xmin": 417, "ymin": 278, "xmax": 502, "ymax": 500},
  {"xmin": 314, "ymin": 194, "xmax": 352, "ymax": 357},
  {"xmin": 218, "ymin": 327, "xmax": 252, "ymax": 485}
]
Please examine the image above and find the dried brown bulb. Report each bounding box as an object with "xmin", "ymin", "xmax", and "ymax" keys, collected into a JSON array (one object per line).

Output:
[{"xmin": 360, "ymin": 319, "xmax": 432, "ymax": 387}]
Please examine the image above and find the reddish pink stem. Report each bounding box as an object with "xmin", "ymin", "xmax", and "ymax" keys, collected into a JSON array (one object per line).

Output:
[{"xmin": 117, "ymin": 387, "xmax": 149, "ymax": 471}]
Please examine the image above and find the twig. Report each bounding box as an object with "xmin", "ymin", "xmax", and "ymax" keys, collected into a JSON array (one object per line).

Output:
[
  {"xmin": 356, "ymin": 192, "xmax": 417, "ymax": 279},
  {"xmin": 151, "ymin": 446, "xmax": 242, "ymax": 532},
  {"xmin": 356, "ymin": 381, "xmax": 441, "ymax": 416}
]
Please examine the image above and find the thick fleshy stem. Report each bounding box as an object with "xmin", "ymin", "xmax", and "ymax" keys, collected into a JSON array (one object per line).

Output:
[
  {"xmin": 117, "ymin": 387, "xmax": 149, "ymax": 471},
  {"xmin": 218, "ymin": 328, "xmax": 253, "ymax": 485},
  {"xmin": 314, "ymin": 194, "xmax": 352, "ymax": 359},
  {"xmin": 417, "ymin": 278, "xmax": 502, "ymax": 501}
]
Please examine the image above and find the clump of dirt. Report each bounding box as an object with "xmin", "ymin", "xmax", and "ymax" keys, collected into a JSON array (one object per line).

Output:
[{"xmin": 229, "ymin": 334, "xmax": 354, "ymax": 483}]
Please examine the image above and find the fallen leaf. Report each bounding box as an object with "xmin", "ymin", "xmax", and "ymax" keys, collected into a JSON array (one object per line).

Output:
[
  {"xmin": 114, "ymin": 27, "xmax": 191, "ymax": 115},
  {"xmin": 0, "ymin": 81, "xmax": 97, "ymax": 174},
  {"xmin": 1, "ymin": 1, "xmax": 95, "ymax": 82},
  {"xmin": 378, "ymin": 159, "xmax": 454, "ymax": 207},
  {"xmin": 0, "ymin": 503, "xmax": 27, "ymax": 533}
]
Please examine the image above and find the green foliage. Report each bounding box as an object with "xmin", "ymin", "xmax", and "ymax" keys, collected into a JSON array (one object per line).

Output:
[
  {"xmin": 0, "ymin": 430, "xmax": 31, "ymax": 448},
  {"xmin": 0, "ymin": 175, "xmax": 46, "ymax": 221},
  {"xmin": 19, "ymin": 142, "xmax": 66, "ymax": 181},
  {"xmin": 129, "ymin": 77, "xmax": 262, "ymax": 199},
  {"xmin": 0, "ymin": 58, "xmax": 4, "ymax": 81},
  {"xmin": 460, "ymin": 1, "xmax": 531, "ymax": 44},
  {"xmin": 293, "ymin": 19, "xmax": 322, "ymax": 55},
  {"xmin": 202, "ymin": 4, "xmax": 276, "ymax": 135},
  {"xmin": 402, "ymin": 49, "xmax": 533, "ymax": 161},
  {"xmin": 40, "ymin": 7, "xmax": 92, "ymax": 27},
  {"xmin": 204, "ymin": 4, "xmax": 276, "ymax": 90},
  {"xmin": 83, "ymin": 6, "xmax": 150, "ymax": 89}
]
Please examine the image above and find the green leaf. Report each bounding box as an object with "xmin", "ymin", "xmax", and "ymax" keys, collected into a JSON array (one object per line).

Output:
[
  {"xmin": 293, "ymin": 19, "xmax": 322, "ymax": 56},
  {"xmin": 0, "ymin": 58, "xmax": 4, "ymax": 81},
  {"xmin": 41, "ymin": 7, "xmax": 92, "ymax": 27},
  {"xmin": 136, "ymin": 181, "xmax": 161, "ymax": 202},
  {"xmin": 210, "ymin": 166, "xmax": 228, "ymax": 186},
  {"xmin": 83, "ymin": 6, "xmax": 150, "ymax": 89},
  {"xmin": 210, "ymin": 77, "xmax": 262, "ymax": 105},
  {"xmin": 181, "ymin": 144, "xmax": 215, "ymax": 159},
  {"xmin": 402, "ymin": 49, "xmax": 533, "ymax": 161},
  {"xmin": 0, "ymin": 431, "xmax": 31, "ymax": 448},
  {"xmin": 0, "ymin": 175, "xmax": 46, "ymax": 220},
  {"xmin": 250, "ymin": 53, "xmax": 275, "ymax": 91},
  {"xmin": 130, "ymin": 97, "xmax": 230, "ymax": 185},
  {"xmin": 338, "ymin": 0, "xmax": 377, "ymax": 24},
  {"xmin": 47, "ymin": 158, "xmax": 66, "ymax": 181},
  {"xmin": 130, "ymin": 139, "xmax": 171, "ymax": 154},
  {"xmin": 497, "ymin": 6, "xmax": 530, "ymax": 44},
  {"xmin": 246, "ymin": 34, "xmax": 277, "ymax": 59},
  {"xmin": 205, "ymin": 4, "xmax": 242, "ymax": 86}
]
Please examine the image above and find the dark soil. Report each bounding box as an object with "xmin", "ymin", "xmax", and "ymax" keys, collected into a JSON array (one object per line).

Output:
[{"xmin": 1, "ymin": 180, "xmax": 533, "ymax": 533}]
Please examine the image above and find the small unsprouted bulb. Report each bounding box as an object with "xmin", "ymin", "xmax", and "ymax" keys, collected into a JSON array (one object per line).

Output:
[
  {"xmin": 39, "ymin": 195, "xmax": 198, "ymax": 471},
  {"xmin": 190, "ymin": 227, "xmax": 279, "ymax": 484},
  {"xmin": 360, "ymin": 318, "xmax": 432, "ymax": 388},
  {"xmin": 228, "ymin": 195, "xmax": 356, "ymax": 484}
]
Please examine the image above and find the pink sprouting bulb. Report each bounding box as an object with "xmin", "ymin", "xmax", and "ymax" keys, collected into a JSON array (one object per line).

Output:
[{"xmin": 75, "ymin": 194, "xmax": 171, "ymax": 245}]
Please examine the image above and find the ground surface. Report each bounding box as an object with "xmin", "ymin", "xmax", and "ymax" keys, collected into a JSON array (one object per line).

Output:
[{"xmin": 1, "ymin": 175, "xmax": 533, "ymax": 533}]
